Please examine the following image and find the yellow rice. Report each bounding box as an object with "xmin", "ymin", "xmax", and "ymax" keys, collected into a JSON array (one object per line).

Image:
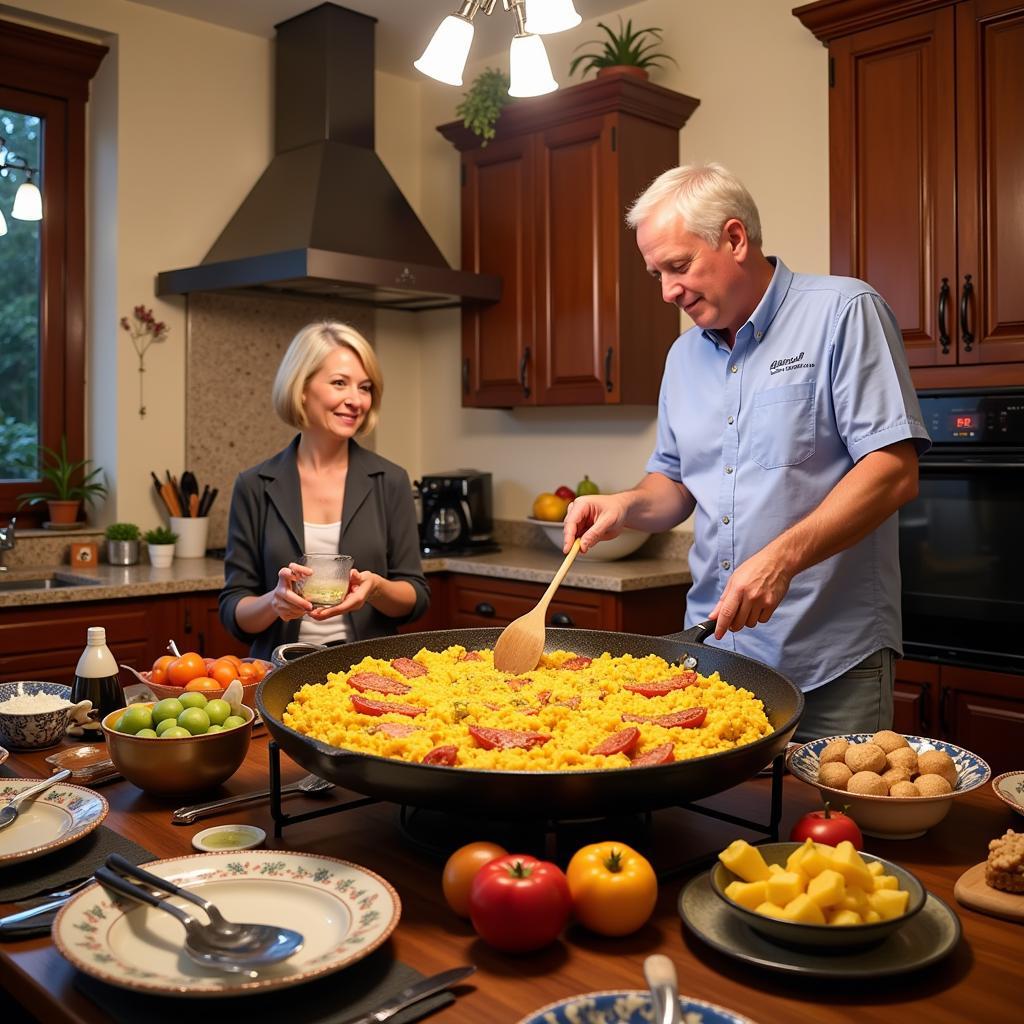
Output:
[{"xmin": 283, "ymin": 646, "xmax": 774, "ymax": 771}]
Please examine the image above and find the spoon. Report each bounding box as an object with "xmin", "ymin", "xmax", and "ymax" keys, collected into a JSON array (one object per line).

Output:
[
  {"xmin": 0, "ymin": 769, "xmax": 72, "ymax": 832},
  {"xmin": 492, "ymin": 538, "xmax": 581, "ymax": 674},
  {"xmin": 96, "ymin": 854, "xmax": 304, "ymax": 977},
  {"xmin": 643, "ymin": 954, "xmax": 682, "ymax": 1024}
]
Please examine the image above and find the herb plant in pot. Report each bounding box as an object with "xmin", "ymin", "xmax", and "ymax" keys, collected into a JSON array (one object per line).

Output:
[
  {"xmin": 16, "ymin": 437, "xmax": 108, "ymax": 526},
  {"xmin": 143, "ymin": 525, "xmax": 177, "ymax": 568},
  {"xmin": 568, "ymin": 18, "xmax": 677, "ymax": 81},
  {"xmin": 457, "ymin": 68, "xmax": 512, "ymax": 146},
  {"xmin": 105, "ymin": 523, "xmax": 141, "ymax": 566}
]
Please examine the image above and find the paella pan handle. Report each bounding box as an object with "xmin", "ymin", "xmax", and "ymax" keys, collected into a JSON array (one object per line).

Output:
[
  {"xmin": 271, "ymin": 642, "xmax": 328, "ymax": 669},
  {"xmin": 659, "ymin": 619, "xmax": 715, "ymax": 645}
]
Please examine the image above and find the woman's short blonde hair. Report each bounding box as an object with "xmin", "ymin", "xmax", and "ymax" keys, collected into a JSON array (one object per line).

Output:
[
  {"xmin": 626, "ymin": 162, "xmax": 763, "ymax": 246},
  {"xmin": 272, "ymin": 322, "xmax": 383, "ymax": 435}
]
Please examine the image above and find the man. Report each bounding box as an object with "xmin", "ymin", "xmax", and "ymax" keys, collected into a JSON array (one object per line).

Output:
[{"xmin": 563, "ymin": 163, "xmax": 930, "ymax": 741}]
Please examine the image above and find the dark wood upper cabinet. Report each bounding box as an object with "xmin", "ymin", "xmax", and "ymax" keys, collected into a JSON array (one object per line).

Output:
[
  {"xmin": 440, "ymin": 75, "xmax": 699, "ymax": 407},
  {"xmin": 795, "ymin": 0, "xmax": 1024, "ymax": 386}
]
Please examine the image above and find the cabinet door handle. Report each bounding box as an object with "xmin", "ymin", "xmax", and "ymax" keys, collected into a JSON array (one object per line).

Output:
[
  {"xmin": 550, "ymin": 612, "xmax": 575, "ymax": 627},
  {"xmin": 519, "ymin": 346, "xmax": 531, "ymax": 397},
  {"xmin": 937, "ymin": 277, "xmax": 950, "ymax": 355},
  {"xmin": 474, "ymin": 602, "xmax": 495, "ymax": 617},
  {"xmin": 604, "ymin": 346, "xmax": 614, "ymax": 392},
  {"xmin": 462, "ymin": 356, "xmax": 470, "ymax": 394},
  {"xmin": 960, "ymin": 274, "xmax": 974, "ymax": 352}
]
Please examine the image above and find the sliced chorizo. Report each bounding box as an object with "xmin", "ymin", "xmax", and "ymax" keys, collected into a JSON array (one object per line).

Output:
[
  {"xmin": 589, "ymin": 726, "xmax": 641, "ymax": 757},
  {"xmin": 350, "ymin": 695, "xmax": 425, "ymax": 718},
  {"xmin": 621, "ymin": 707, "xmax": 707, "ymax": 729},
  {"xmin": 623, "ymin": 673, "xmax": 698, "ymax": 698},
  {"xmin": 559, "ymin": 656, "xmax": 592, "ymax": 671},
  {"xmin": 422, "ymin": 744, "xmax": 459, "ymax": 765},
  {"xmin": 630, "ymin": 742, "xmax": 676, "ymax": 766},
  {"xmin": 348, "ymin": 671, "xmax": 412, "ymax": 696},
  {"xmin": 371, "ymin": 721, "xmax": 419, "ymax": 738},
  {"xmin": 390, "ymin": 657, "xmax": 428, "ymax": 678},
  {"xmin": 458, "ymin": 651, "xmax": 484, "ymax": 662},
  {"xmin": 468, "ymin": 725, "xmax": 550, "ymax": 750}
]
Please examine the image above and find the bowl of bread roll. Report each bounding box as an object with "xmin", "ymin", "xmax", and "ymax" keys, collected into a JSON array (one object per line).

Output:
[{"xmin": 787, "ymin": 731, "xmax": 991, "ymax": 839}]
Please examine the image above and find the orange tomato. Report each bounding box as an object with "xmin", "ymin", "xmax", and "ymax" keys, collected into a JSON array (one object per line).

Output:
[
  {"xmin": 203, "ymin": 657, "xmax": 217, "ymax": 671},
  {"xmin": 250, "ymin": 660, "xmax": 269, "ymax": 680},
  {"xmin": 220, "ymin": 654, "xmax": 244, "ymax": 671},
  {"xmin": 167, "ymin": 652, "xmax": 206, "ymax": 687},
  {"xmin": 237, "ymin": 663, "xmax": 258, "ymax": 681},
  {"xmin": 150, "ymin": 666, "xmax": 169, "ymax": 685},
  {"xmin": 152, "ymin": 654, "xmax": 175, "ymax": 673},
  {"xmin": 442, "ymin": 841, "xmax": 508, "ymax": 918},
  {"xmin": 209, "ymin": 661, "xmax": 238, "ymax": 687},
  {"xmin": 184, "ymin": 676, "xmax": 222, "ymax": 692}
]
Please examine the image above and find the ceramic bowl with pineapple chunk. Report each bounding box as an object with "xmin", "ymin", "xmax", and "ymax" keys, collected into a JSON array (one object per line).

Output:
[{"xmin": 711, "ymin": 840, "xmax": 926, "ymax": 950}]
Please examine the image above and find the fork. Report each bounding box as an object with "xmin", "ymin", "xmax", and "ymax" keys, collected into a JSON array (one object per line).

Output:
[
  {"xmin": 16, "ymin": 874, "xmax": 96, "ymax": 907},
  {"xmin": 171, "ymin": 772, "xmax": 334, "ymax": 824}
]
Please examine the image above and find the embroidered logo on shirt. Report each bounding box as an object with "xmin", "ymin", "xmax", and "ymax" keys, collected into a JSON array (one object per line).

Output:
[{"xmin": 769, "ymin": 350, "xmax": 816, "ymax": 375}]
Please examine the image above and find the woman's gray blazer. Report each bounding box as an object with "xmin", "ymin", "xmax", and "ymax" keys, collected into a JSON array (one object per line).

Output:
[{"xmin": 219, "ymin": 436, "xmax": 430, "ymax": 660}]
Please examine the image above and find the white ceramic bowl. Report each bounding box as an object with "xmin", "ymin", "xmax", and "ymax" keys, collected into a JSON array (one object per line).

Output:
[
  {"xmin": 992, "ymin": 771, "xmax": 1024, "ymax": 817},
  {"xmin": 192, "ymin": 823, "xmax": 266, "ymax": 852},
  {"xmin": 788, "ymin": 733, "xmax": 991, "ymax": 839},
  {"xmin": 527, "ymin": 517, "xmax": 650, "ymax": 561},
  {"xmin": 0, "ymin": 682, "xmax": 75, "ymax": 750}
]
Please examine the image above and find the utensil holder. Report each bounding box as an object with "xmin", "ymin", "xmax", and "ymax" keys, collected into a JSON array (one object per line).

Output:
[{"xmin": 169, "ymin": 517, "xmax": 209, "ymax": 559}]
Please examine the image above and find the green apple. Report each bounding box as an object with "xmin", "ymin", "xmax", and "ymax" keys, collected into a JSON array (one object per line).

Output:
[
  {"xmin": 118, "ymin": 705, "xmax": 154, "ymax": 735},
  {"xmin": 159, "ymin": 726, "xmax": 191, "ymax": 739},
  {"xmin": 177, "ymin": 707, "xmax": 211, "ymax": 735},
  {"xmin": 222, "ymin": 715, "xmax": 247, "ymax": 730},
  {"xmin": 205, "ymin": 699, "xmax": 231, "ymax": 726},
  {"xmin": 178, "ymin": 691, "xmax": 209, "ymax": 710},
  {"xmin": 152, "ymin": 698, "xmax": 184, "ymax": 725},
  {"xmin": 155, "ymin": 716, "xmax": 180, "ymax": 736}
]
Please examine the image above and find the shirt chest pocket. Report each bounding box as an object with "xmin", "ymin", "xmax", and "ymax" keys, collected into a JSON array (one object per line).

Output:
[{"xmin": 750, "ymin": 381, "xmax": 816, "ymax": 469}]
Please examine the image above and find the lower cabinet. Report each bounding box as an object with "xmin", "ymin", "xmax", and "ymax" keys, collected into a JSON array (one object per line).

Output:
[
  {"xmin": 0, "ymin": 591, "xmax": 249, "ymax": 687},
  {"xmin": 895, "ymin": 657, "xmax": 1023, "ymax": 775},
  {"xmin": 400, "ymin": 573, "xmax": 688, "ymax": 636}
]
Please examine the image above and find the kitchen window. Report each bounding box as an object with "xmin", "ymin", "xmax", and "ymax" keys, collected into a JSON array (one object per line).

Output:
[{"xmin": 0, "ymin": 22, "xmax": 106, "ymax": 526}]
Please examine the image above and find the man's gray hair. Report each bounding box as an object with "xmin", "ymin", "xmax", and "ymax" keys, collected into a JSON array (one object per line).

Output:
[{"xmin": 626, "ymin": 163, "xmax": 762, "ymax": 246}]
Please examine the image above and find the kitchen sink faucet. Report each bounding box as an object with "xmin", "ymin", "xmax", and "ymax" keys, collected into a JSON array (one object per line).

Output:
[{"xmin": 0, "ymin": 516, "xmax": 15, "ymax": 571}]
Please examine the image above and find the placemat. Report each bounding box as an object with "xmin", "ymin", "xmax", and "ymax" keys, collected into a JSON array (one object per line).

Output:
[{"xmin": 75, "ymin": 947, "xmax": 457, "ymax": 1024}]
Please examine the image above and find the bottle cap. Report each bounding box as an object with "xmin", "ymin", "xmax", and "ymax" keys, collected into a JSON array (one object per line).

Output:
[{"xmin": 87, "ymin": 626, "xmax": 107, "ymax": 645}]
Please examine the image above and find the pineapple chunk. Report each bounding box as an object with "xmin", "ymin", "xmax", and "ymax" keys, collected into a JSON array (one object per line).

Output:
[
  {"xmin": 767, "ymin": 870, "xmax": 806, "ymax": 907},
  {"xmin": 725, "ymin": 880, "xmax": 768, "ymax": 911},
  {"xmin": 830, "ymin": 842, "xmax": 874, "ymax": 890},
  {"xmin": 872, "ymin": 873, "xmax": 899, "ymax": 891},
  {"xmin": 839, "ymin": 886, "xmax": 870, "ymax": 914},
  {"xmin": 785, "ymin": 838, "xmax": 817, "ymax": 873},
  {"xmin": 827, "ymin": 908, "xmax": 863, "ymax": 926},
  {"xmin": 719, "ymin": 840, "xmax": 770, "ymax": 882},
  {"xmin": 868, "ymin": 888, "xmax": 910, "ymax": 920},
  {"xmin": 799, "ymin": 846, "xmax": 835, "ymax": 879},
  {"xmin": 754, "ymin": 901, "xmax": 788, "ymax": 920},
  {"xmin": 767, "ymin": 863, "xmax": 784, "ymax": 876},
  {"xmin": 806, "ymin": 868, "xmax": 847, "ymax": 908},
  {"xmin": 866, "ymin": 860, "xmax": 884, "ymax": 877},
  {"xmin": 864, "ymin": 909, "xmax": 882, "ymax": 923},
  {"xmin": 781, "ymin": 893, "xmax": 827, "ymax": 924}
]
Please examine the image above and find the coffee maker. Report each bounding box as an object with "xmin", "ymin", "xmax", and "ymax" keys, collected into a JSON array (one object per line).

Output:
[{"xmin": 416, "ymin": 471, "xmax": 497, "ymax": 556}]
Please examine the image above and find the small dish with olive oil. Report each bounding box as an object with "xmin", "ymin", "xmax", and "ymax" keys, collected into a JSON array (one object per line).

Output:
[{"xmin": 191, "ymin": 823, "xmax": 266, "ymax": 852}]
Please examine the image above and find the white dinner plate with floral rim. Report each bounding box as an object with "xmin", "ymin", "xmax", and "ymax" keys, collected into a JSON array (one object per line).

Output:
[
  {"xmin": 0, "ymin": 777, "xmax": 108, "ymax": 866},
  {"xmin": 52, "ymin": 850, "xmax": 401, "ymax": 997}
]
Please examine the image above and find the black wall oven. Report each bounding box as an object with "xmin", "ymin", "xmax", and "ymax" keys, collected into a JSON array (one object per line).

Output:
[{"xmin": 899, "ymin": 387, "xmax": 1024, "ymax": 675}]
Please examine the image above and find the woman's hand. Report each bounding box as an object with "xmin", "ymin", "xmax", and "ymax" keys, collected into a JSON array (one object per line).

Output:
[
  {"xmin": 271, "ymin": 563, "xmax": 314, "ymax": 621},
  {"xmin": 308, "ymin": 568, "xmax": 380, "ymax": 620}
]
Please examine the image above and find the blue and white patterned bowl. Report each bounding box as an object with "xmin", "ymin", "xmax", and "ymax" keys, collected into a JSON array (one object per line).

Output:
[
  {"xmin": 788, "ymin": 733, "xmax": 991, "ymax": 839},
  {"xmin": 0, "ymin": 681, "xmax": 75, "ymax": 750},
  {"xmin": 516, "ymin": 990, "xmax": 756, "ymax": 1024}
]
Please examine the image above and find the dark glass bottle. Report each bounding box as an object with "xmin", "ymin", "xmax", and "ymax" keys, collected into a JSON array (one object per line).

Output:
[{"xmin": 70, "ymin": 626, "xmax": 126, "ymax": 741}]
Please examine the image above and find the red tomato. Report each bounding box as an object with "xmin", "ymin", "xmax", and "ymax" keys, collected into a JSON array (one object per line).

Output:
[
  {"xmin": 790, "ymin": 803, "xmax": 864, "ymax": 849},
  {"xmin": 442, "ymin": 841, "xmax": 507, "ymax": 917},
  {"xmin": 468, "ymin": 854, "xmax": 572, "ymax": 952},
  {"xmin": 554, "ymin": 485, "xmax": 575, "ymax": 501}
]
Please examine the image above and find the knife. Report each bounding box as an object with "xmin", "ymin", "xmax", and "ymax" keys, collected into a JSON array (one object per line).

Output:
[
  {"xmin": 340, "ymin": 965, "xmax": 475, "ymax": 1024},
  {"xmin": 0, "ymin": 895, "xmax": 73, "ymax": 931}
]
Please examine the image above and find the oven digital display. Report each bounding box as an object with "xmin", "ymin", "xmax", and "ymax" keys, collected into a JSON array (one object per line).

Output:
[{"xmin": 952, "ymin": 412, "xmax": 982, "ymax": 430}]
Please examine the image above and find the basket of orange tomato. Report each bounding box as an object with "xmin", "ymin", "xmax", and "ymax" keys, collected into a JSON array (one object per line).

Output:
[{"xmin": 121, "ymin": 652, "xmax": 272, "ymax": 708}]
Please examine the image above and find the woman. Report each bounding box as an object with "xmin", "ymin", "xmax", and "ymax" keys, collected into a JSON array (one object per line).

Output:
[{"xmin": 219, "ymin": 322, "xmax": 429, "ymax": 660}]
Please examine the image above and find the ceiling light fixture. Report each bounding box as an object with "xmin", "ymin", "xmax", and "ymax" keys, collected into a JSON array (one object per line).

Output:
[
  {"xmin": 0, "ymin": 137, "xmax": 42, "ymax": 232},
  {"xmin": 524, "ymin": 0, "xmax": 581, "ymax": 35},
  {"xmin": 416, "ymin": 0, "xmax": 562, "ymax": 96}
]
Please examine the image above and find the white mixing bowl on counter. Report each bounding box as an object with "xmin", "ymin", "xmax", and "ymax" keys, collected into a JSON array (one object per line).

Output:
[{"xmin": 526, "ymin": 518, "xmax": 650, "ymax": 561}]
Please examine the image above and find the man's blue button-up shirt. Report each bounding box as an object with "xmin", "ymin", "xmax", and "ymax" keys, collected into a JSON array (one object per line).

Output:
[{"xmin": 646, "ymin": 258, "xmax": 931, "ymax": 692}]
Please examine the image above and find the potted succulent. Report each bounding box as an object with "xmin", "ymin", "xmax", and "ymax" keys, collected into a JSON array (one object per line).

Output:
[
  {"xmin": 143, "ymin": 525, "xmax": 178, "ymax": 568},
  {"xmin": 104, "ymin": 523, "xmax": 141, "ymax": 566},
  {"xmin": 456, "ymin": 68, "xmax": 512, "ymax": 146},
  {"xmin": 568, "ymin": 18, "xmax": 677, "ymax": 81},
  {"xmin": 16, "ymin": 437, "xmax": 108, "ymax": 526}
]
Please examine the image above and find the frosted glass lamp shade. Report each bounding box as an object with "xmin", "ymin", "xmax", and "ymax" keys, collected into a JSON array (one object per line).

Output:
[
  {"xmin": 0, "ymin": 207, "xmax": 7, "ymax": 237},
  {"xmin": 11, "ymin": 179, "xmax": 42, "ymax": 221},
  {"xmin": 508, "ymin": 34, "xmax": 557, "ymax": 96},
  {"xmin": 524, "ymin": 0, "xmax": 581, "ymax": 35},
  {"xmin": 414, "ymin": 15, "xmax": 474, "ymax": 86}
]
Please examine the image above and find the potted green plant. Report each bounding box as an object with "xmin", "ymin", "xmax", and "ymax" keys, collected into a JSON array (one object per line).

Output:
[
  {"xmin": 143, "ymin": 525, "xmax": 178, "ymax": 568},
  {"xmin": 16, "ymin": 437, "xmax": 108, "ymax": 526},
  {"xmin": 104, "ymin": 523, "xmax": 141, "ymax": 566},
  {"xmin": 456, "ymin": 68, "xmax": 512, "ymax": 146},
  {"xmin": 568, "ymin": 18, "xmax": 677, "ymax": 81}
]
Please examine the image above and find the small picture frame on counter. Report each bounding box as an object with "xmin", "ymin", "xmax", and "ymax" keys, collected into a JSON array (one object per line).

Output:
[{"xmin": 70, "ymin": 541, "xmax": 99, "ymax": 566}]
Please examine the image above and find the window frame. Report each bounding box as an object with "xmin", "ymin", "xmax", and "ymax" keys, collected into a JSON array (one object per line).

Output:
[{"xmin": 0, "ymin": 20, "xmax": 106, "ymax": 527}]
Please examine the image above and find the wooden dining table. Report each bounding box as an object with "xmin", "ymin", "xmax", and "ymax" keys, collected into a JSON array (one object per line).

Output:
[{"xmin": 0, "ymin": 731, "xmax": 1019, "ymax": 1024}]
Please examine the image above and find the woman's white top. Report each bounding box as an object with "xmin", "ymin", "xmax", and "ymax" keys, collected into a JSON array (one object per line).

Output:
[{"xmin": 297, "ymin": 520, "xmax": 351, "ymax": 645}]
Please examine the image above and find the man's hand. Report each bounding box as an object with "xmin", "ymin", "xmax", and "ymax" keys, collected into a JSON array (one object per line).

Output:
[
  {"xmin": 562, "ymin": 494, "xmax": 629, "ymax": 554},
  {"xmin": 708, "ymin": 549, "xmax": 793, "ymax": 639}
]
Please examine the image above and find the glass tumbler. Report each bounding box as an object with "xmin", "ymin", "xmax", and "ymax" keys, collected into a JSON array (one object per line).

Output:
[{"xmin": 295, "ymin": 553, "xmax": 354, "ymax": 608}]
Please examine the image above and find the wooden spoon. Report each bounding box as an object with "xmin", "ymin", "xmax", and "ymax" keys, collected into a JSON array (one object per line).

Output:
[{"xmin": 492, "ymin": 538, "xmax": 582, "ymax": 674}]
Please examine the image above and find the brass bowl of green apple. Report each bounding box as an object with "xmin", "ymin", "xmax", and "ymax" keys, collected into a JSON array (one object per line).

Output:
[{"xmin": 101, "ymin": 694, "xmax": 253, "ymax": 796}]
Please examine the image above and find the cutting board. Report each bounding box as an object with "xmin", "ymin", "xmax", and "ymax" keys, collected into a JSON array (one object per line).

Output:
[{"xmin": 954, "ymin": 862, "xmax": 1024, "ymax": 923}]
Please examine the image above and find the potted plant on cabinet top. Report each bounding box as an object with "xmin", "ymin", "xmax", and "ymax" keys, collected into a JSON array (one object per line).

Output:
[
  {"xmin": 457, "ymin": 67, "xmax": 512, "ymax": 146},
  {"xmin": 104, "ymin": 523, "xmax": 141, "ymax": 566},
  {"xmin": 16, "ymin": 437, "xmax": 108, "ymax": 527},
  {"xmin": 143, "ymin": 525, "xmax": 177, "ymax": 568},
  {"xmin": 568, "ymin": 18, "xmax": 677, "ymax": 81}
]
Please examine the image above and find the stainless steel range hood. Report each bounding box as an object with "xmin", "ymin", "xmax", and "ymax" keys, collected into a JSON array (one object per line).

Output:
[{"xmin": 157, "ymin": 3, "xmax": 500, "ymax": 312}]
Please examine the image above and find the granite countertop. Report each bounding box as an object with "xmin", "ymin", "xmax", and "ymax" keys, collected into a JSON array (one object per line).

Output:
[{"xmin": 0, "ymin": 544, "xmax": 691, "ymax": 608}]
